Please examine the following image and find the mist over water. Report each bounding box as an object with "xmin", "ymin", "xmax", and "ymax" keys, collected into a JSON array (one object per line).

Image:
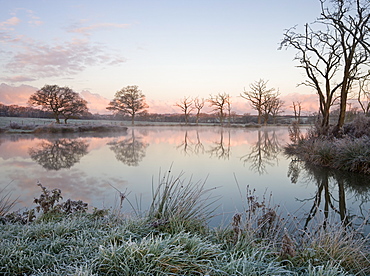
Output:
[{"xmin": 1, "ymin": 126, "xmax": 369, "ymax": 232}]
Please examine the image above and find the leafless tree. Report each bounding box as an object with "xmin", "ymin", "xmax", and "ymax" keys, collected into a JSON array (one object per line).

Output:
[
  {"xmin": 270, "ymin": 97, "xmax": 284, "ymax": 124},
  {"xmin": 194, "ymin": 97, "xmax": 205, "ymax": 125},
  {"xmin": 107, "ymin": 85, "xmax": 148, "ymax": 125},
  {"xmin": 281, "ymin": 0, "xmax": 370, "ymax": 134},
  {"xmin": 357, "ymin": 79, "xmax": 370, "ymax": 115},
  {"xmin": 241, "ymin": 79, "xmax": 279, "ymax": 125},
  {"xmin": 292, "ymin": 101, "xmax": 303, "ymax": 123},
  {"xmin": 226, "ymin": 96, "xmax": 232, "ymax": 125},
  {"xmin": 175, "ymin": 96, "xmax": 194, "ymax": 125},
  {"xmin": 28, "ymin": 85, "xmax": 88, "ymax": 124},
  {"xmin": 208, "ymin": 92, "xmax": 230, "ymax": 125}
]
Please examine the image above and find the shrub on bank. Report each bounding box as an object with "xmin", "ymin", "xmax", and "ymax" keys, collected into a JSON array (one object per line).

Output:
[
  {"xmin": 0, "ymin": 123, "xmax": 128, "ymax": 134},
  {"xmin": 286, "ymin": 116, "xmax": 370, "ymax": 174}
]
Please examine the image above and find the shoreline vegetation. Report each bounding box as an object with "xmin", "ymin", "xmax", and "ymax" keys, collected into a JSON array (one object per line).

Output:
[
  {"xmin": 1, "ymin": 173, "xmax": 369, "ymax": 275},
  {"xmin": 0, "ymin": 121, "xmax": 129, "ymax": 134},
  {"xmin": 286, "ymin": 114, "xmax": 370, "ymax": 175}
]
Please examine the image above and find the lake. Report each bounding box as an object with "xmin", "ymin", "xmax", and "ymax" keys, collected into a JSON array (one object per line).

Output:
[{"xmin": 1, "ymin": 125, "xmax": 369, "ymax": 233}]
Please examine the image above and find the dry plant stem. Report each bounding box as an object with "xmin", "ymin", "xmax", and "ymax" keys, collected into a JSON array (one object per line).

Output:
[{"xmin": 0, "ymin": 182, "xmax": 18, "ymax": 216}]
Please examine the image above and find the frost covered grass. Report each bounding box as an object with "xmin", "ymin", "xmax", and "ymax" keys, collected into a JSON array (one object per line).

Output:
[
  {"xmin": 1, "ymin": 173, "xmax": 369, "ymax": 275},
  {"xmin": 2, "ymin": 214, "xmax": 362, "ymax": 275},
  {"xmin": 286, "ymin": 115, "xmax": 370, "ymax": 174}
]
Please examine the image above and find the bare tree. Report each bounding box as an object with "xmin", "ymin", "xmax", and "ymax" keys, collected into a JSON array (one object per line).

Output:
[
  {"xmin": 320, "ymin": 0, "xmax": 370, "ymax": 132},
  {"xmin": 226, "ymin": 96, "xmax": 232, "ymax": 125},
  {"xmin": 241, "ymin": 79, "xmax": 278, "ymax": 125},
  {"xmin": 107, "ymin": 85, "xmax": 148, "ymax": 125},
  {"xmin": 281, "ymin": 0, "xmax": 370, "ymax": 133},
  {"xmin": 269, "ymin": 97, "xmax": 284, "ymax": 124},
  {"xmin": 208, "ymin": 92, "xmax": 230, "ymax": 125},
  {"xmin": 28, "ymin": 85, "xmax": 88, "ymax": 124},
  {"xmin": 194, "ymin": 97, "xmax": 205, "ymax": 125},
  {"xmin": 292, "ymin": 101, "xmax": 303, "ymax": 123},
  {"xmin": 175, "ymin": 96, "xmax": 194, "ymax": 125},
  {"xmin": 357, "ymin": 79, "xmax": 370, "ymax": 115},
  {"xmin": 62, "ymin": 97, "xmax": 89, "ymax": 124},
  {"xmin": 281, "ymin": 24, "xmax": 341, "ymax": 132}
]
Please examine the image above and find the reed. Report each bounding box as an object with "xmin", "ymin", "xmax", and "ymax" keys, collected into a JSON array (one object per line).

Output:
[
  {"xmin": 0, "ymin": 184, "xmax": 17, "ymax": 217},
  {"xmin": 147, "ymin": 168, "xmax": 220, "ymax": 233}
]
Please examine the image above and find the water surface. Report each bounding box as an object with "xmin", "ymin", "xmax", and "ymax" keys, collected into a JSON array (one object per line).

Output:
[{"xmin": 1, "ymin": 126, "xmax": 369, "ymax": 231}]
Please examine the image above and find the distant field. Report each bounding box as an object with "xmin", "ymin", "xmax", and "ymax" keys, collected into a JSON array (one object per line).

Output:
[
  {"xmin": 0, "ymin": 116, "xmax": 271, "ymax": 128},
  {"xmin": 0, "ymin": 117, "xmax": 126, "ymax": 128}
]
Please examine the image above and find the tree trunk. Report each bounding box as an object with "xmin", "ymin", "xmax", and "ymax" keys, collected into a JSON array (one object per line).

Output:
[
  {"xmin": 257, "ymin": 110, "xmax": 262, "ymax": 124},
  {"xmin": 336, "ymin": 83, "xmax": 349, "ymax": 133}
]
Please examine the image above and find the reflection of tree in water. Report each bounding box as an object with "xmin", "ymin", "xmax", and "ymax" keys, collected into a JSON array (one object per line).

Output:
[
  {"xmin": 177, "ymin": 130, "xmax": 207, "ymax": 156},
  {"xmin": 290, "ymin": 161, "xmax": 370, "ymax": 232},
  {"xmin": 109, "ymin": 129, "xmax": 148, "ymax": 166},
  {"xmin": 241, "ymin": 130, "xmax": 281, "ymax": 174},
  {"xmin": 194, "ymin": 131, "xmax": 204, "ymax": 154},
  {"xmin": 177, "ymin": 130, "xmax": 193, "ymax": 155},
  {"xmin": 29, "ymin": 138, "xmax": 89, "ymax": 170},
  {"xmin": 208, "ymin": 129, "xmax": 231, "ymax": 160}
]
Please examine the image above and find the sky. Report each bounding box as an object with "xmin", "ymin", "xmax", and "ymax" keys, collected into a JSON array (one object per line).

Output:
[{"xmin": 0, "ymin": 0, "xmax": 323, "ymax": 115}]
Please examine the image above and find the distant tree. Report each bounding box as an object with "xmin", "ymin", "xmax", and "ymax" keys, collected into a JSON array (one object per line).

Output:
[
  {"xmin": 62, "ymin": 97, "xmax": 89, "ymax": 124},
  {"xmin": 175, "ymin": 96, "xmax": 194, "ymax": 125},
  {"xmin": 28, "ymin": 85, "xmax": 88, "ymax": 124},
  {"xmin": 292, "ymin": 101, "xmax": 303, "ymax": 123},
  {"xmin": 241, "ymin": 79, "xmax": 278, "ymax": 124},
  {"xmin": 269, "ymin": 97, "xmax": 284, "ymax": 124},
  {"xmin": 226, "ymin": 96, "xmax": 232, "ymax": 125},
  {"xmin": 107, "ymin": 85, "xmax": 148, "ymax": 125},
  {"xmin": 194, "ymin": 97, "xmax": 205, "ymax": 125},
  {"xmin": 208, "ymin": 92, "xmax": 230, "ymax": 126},
  {"xmin": 281, "ymin": 0, "xmax": 370, "ymax": 133}
]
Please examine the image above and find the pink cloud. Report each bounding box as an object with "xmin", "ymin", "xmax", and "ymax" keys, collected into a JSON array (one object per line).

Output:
[
  {"xmin": 281, "ymin": 93, "xmax": 319, "ymax": 115},
  {"xmin": 26, "ymin": 10, "xmax": 43, "ymax": 26},
  {"xmin": 0, "ymin": 17, "xmax": 21, "ymax": 30},
  {"xmin": 6, "ymin": 39, "xmax": 126, "ymax": 79},
  {"xmin": 0, "ymin": 83, "xmax": 36, "ymax": 105},
  {"xmin": 68, "ymin": 22, "xmax": 131, "ymax": 35},
  {"xmin": 3, "ymin": 75, "xmax": 37, "ymax": 82},
  {"xmin": 80, "ymin": 90, "xmax": 110, "ymax": 114}
]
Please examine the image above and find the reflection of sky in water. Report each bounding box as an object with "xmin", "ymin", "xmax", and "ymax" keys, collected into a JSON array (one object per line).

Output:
[{"xmin": 0, "ymin": 126, "xmax": 369, "ymax": 232}]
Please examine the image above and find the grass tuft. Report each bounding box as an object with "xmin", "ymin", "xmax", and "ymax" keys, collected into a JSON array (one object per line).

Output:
[
  {"xmin": 0, "ymin": 183, "xmax": 18, "ymax": 217},
  {"xmin": 148, "ymin": 168, "xmax": 220, "ymax": 233}
]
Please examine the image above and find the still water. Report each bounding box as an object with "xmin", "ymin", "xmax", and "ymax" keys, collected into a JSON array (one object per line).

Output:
[{"xmin": 1, "ymin": 126, "xmax": 369, "ymax": 232}]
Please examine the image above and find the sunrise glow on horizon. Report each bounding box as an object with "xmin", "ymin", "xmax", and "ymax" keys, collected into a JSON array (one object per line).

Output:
[{"xmin": 0, "ymin": 0, "xmax": 323, "ymax": 115}]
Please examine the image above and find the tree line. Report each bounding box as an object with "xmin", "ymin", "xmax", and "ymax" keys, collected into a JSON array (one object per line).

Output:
[{"xmin": 17, "ymin": 80, "xmax": 287, "ymax": 126}]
